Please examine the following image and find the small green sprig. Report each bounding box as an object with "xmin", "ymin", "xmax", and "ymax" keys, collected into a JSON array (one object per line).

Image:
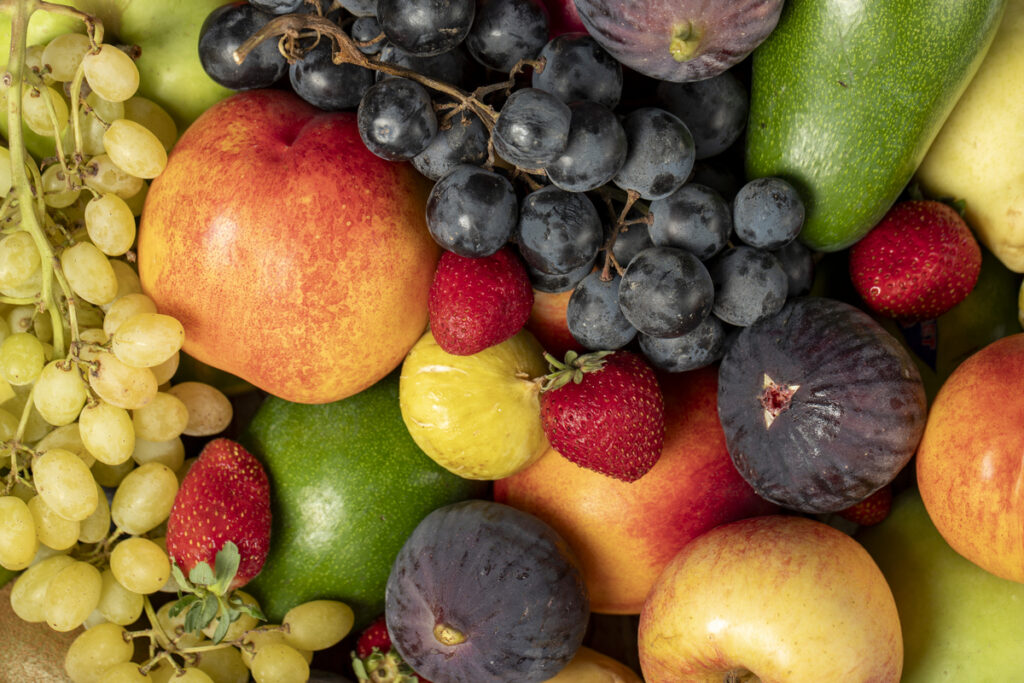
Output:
[
  {"xmin": 167, "ymin": 542, "xmax": 265, "ymax": 644},
  {"xmin": 539, "ymin": 350, "xmax": 614, "ymax": 392}
]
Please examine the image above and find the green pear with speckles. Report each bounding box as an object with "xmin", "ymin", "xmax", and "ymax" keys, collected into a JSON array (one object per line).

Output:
[{"xmin": 241, "ymin": 371, "xmax": 488, "ymax": 629}]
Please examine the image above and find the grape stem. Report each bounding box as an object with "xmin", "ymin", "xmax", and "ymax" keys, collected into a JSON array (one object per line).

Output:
[{"xmin": 600, "ymin": 188, "xmax": 644, "ymax": 281}]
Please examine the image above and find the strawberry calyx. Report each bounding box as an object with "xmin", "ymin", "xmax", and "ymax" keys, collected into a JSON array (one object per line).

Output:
[
  {"xmin": 167, "ymin": 541, "xmax": 266, "ymax": 644},
  {"xmin": 539, "ymin": 350, "xmax": 614, "ymax": 392},
  {"xmin": 352, "ymin": 647, "xmax": 424, "ymax": 683}
]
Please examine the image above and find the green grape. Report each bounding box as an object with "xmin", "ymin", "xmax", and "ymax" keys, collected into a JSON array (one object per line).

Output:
[
  {"xmin": 28, "ymin": 494, "xmax": 80, "ymax": 550},
  {"xmin": 0, "ymin": 407, "xmax": 20, "ymax": 441},
  {"xmin": 85, "ymin": 193, "xmax": 136, "ymax": 257},
  {"xmin": 0, "ymin": 495, "xmax": 38, "ymax": 570},
  {"xmin": 283, "ymin": 599, "xmax": 355, "ymax": 652},
  {"xmin": 7, "ymin": 385, "xmax": 54, "ymax": 442},
  {"xmin": 190, "ymin": 654, "xmax": 235, "ymax": 683},
  {"xmin": 78, "ymin": 481, "xmax": 111, "ymax": 544},
  {"xmin": 21, "ymin": 85, "xmax": 68, "ymax": 137},
  {"xmin": 89, "ymin": 350, "xmax": 158, "ymax": 410},
  {"xmin": 79, "ymin": 399, "xmax": 136, "ymax": 465},
  {"xmin": 0, "ymin": 331, "xmax": 45, "ymax": 385},
  {"xmin": 96, "ymin": 568, "xmax": 144, "ymax": 626},
  {"xmin": 123, "ymin": 96, "xmax": 177, "ymax": 152},
  {"xmin": 41, "ymin": 163, "xmax": 82, "ymax": 208},
  {"xmin": 201, "ymin": 589, "xmax": 261, "ymax": 642},
  {"xmin": 101, "ymin": 662, "xmax": 153, "ymax": 682},
  {"xmin": 84, "ymin": 154, "xmax": 143, "ymax": 198},
  {"xmin": 160, "ymin": 667, "xmax": 214, "ymax": 683},
  {"xmin": 110, "ymin": 461, "xmax": 177, "ymax": 535},
  {"xmin": 45, "ymin": 559, "xmax": 102, "ymax": 631},
  {"xmin": 36, "ymin": 423, "xmax": 94, "ymax": 466},
  {"xmin": 104, "ymin": 118, "xmax": 168, "ymax": 180},
  {"xmin": 10, "ymin": 553, "xmax": 74, "ymax": 622},
  {"xmin": 155, "ymin": 600, "xmax": 203, "ymax": 649},
  {"xmin": 131, "ymin": 436, "xmax": 185, "ymax": 470},
  {"xmin": 132, "ymin": 392, "xmax": 189, "ymax": 442},
  {"xmin": 109, "ymin": 536, "xmax": 169, "ymax": 595},
  {"xmin": 112, "ymin": 313, "xmax": 184, "ymax": 369},
  {"xmin": 240, "ymin": 629, "xmax": 313, "ymax": 668},
  {"xmin": 34, "ymin": 360, "xmax": 89, "ymax": 426},
  {"xmin": 103, "ymin": 293, "xmax": 157, "ymax": 336},
  {"xmin": 150, "ymin": 351, "xmax": 180, "ymax": 386},
  {"xmin": 0, "ymin": 230, "xmax": 40, "ymax": 293},
  {"xmin": 72, "ymin": 92, "xmax": 126, "ymax": 157},
  {"xmin": 64, "ymin": 622, "xmax": 135, "ymax": 683},
  {"xmin": 82, "ymin": 44, "xmax": 140, "ymax": 102},
  {"xmin": 249, "ymin": 642, "xmax": 310, "ymax": 683},
  {"xmin": 7, "ymin": 305, "xmax": 34, "ymax": 334},
  {"xmin": 91, "ymin": 457, "xmax": 135, "ymax": 487},
  {"xmin": 103, "ymin": 259, "xmax": 145, "ymax": 312},
  {"xmin": 33, "ymin": 310, "xmax": 54, "ymax": 343},
  {"xmin": 166, "ymin": 382, "xmax": 233, "ymax": 437},
  {"xmin": 24, "ymin": 44, "xmax": 47, "ymax": 82},
  {"xmin": 41, "ymin": 33, "xmax": 91, "ymax": 82},
  {"xmin": 61, "ymin": 241, "xmax": 119, "ymax": 306},
  {"xmin": 31, "ymin": 446, "xmax": 98, "ymax": 521}
]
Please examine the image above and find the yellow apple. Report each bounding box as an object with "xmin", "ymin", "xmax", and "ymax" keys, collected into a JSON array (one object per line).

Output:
[
  {"xmin": 916, "ymin": 0, "xmax": 1024, "ymax": 271},
  {"xmin": 638, "ymin": 515, "xmax": 902, "ymax": 682}
]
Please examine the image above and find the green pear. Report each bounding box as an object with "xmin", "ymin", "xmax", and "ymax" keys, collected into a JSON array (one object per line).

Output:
[{"xmin": 858, "ymin": 489, "xmax": 1024, "ymax": 681}]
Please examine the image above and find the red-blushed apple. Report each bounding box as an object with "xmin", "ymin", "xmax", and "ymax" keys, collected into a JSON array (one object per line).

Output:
[
  {"xmin": 638, "ymin": 515, "xmax": 903, "ymax": 682},
  {"xmin": 524, "ymin": 288, "xmax": 584, "ymax": 358},
  {"xmin": 493, "ymin": 365, "xmax": 777, "ymax": 614},
  {"xmin": 916, "ymin": 332, "xmax": 1024, "ymax": 583},
  {"xmin": 137, "ymin": 89, "xmax": 439, "ymax": 404}
]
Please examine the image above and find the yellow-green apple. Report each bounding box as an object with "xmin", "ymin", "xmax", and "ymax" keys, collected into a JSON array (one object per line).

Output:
[
  {"xmin": 915, "ymin": 0, "xmax": 1024, "ymax": 272},
  {"xmin": 137, "ymin": 89, "xmax": 439, "ymax": 404},
  {"xmin": 638, "ymin": 515, "xmax": 903, "ymax": 682},
  {"xmin": 859, "ymin": 488, "xmax": 1024, "ymax": 681},
  {"xmin": 493, "ymin": 366, "xmax": 777, "ymax": 614},
  {"xmin": 547, "ymin": 646, "xmax": 642, "ymax": 682},
  {"xmin": 916, "ymin": 333, "xmax": 1024, "ymax": 582}
]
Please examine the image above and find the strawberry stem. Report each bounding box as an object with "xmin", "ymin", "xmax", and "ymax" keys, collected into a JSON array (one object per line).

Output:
[{"xmin": 539, "ymin": 350, "xmax": 614, "ymax": 392}]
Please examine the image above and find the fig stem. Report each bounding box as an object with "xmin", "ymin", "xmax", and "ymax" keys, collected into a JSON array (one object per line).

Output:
[
  {"xmin": 433, "ymin": 622, "xmax": 467, "ymax": 646},
  {"xmin": 669, "ymin": 21, "xmax": 702, "ymax": 62}
]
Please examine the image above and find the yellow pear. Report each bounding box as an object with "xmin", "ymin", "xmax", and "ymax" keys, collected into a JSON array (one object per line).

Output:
[{"xmin": 916, "ymin": 0, "xmax": 1024, "ymax": 271}]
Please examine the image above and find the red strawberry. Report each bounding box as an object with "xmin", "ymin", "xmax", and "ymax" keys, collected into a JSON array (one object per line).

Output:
[
  {"xmin": 352, "ymin": 615, "xmax": 432, "ymax": 683},
  {"xmin": 539, "ymin": 349, "xmax": 665, "ymax": 482},
  {"xmin": 166, "ymin": 438, "xmax": 271, "ymax": 591},
  {"xmin": 837, "ymin": 485, "xmax": 893, "ymax": 527},
  {"xmin": 428, "ymin": 246, "xmax": 534, "ymax": 355},
  {"xmin": 849, "ymin": 199, "xmax": 981, "ymax": 322}
]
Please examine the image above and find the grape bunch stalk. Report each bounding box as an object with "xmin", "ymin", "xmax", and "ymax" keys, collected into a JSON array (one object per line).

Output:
[{"xmin": 0, "ymin": 2, "xmax": 353, "ymax": 681}]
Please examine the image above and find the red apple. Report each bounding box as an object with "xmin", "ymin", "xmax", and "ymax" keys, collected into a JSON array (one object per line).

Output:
[
  {"xmin": 137, "ymin": 89, "xmax": 439, "ymax": 404},
  {"xmin": 639, "ymin": 515, "xmax": 903, "ymax": 682},
  {"xmin": 524, "ymin": 288, "xmax": 584, "ymax": 358},
  {"xmin": 545, "ymin": 0, "xmax": 588, "ymax": 36},
  {"xmin": 916, "ymin": 332, "xmax": 1024, "ymax": 583},
  {"xmin": 493, "ymin": 365, "xmax": 776, "ymax": 614}
]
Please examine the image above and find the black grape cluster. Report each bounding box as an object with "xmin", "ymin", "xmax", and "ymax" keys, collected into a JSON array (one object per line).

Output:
[{"xmin": 197, "ymin": 0, "xmax": 814, "ymax": 374}]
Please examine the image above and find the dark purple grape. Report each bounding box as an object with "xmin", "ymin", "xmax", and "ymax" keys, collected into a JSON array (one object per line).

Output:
[
  {"xmin": 656, "ymin": 70, "xmax": 749, "ymax": 160},
  {"xmin": 772, "ymin": 239, "xmax": 815, "ymax": 297},
  {"xmin": 198, "ymin": 3, "xmax": 288, "ymax": 91},
  {"xmin": 532, "ymin": 33, "xmax": 623, "ymax": 109},
  {"xmin": 289, "ymin": 40, "xmax": 374, "ymax": 111},
  {"xmin": 339, "ymin": 0, "xmax": 377, "ymax": 15},
  {"xmin": 527, "ymin": 260, "xmax": 595, "ymax": 293},
  {"xmin": 493, "ymin": 88, "xmax": 571, "ymax": 169},
  {"xmin": 250, "ymin": 0, "xmax": 304, "ymax": 13},
  {"xmin": 732, "ymin": 177, "xmax": 805, "ymax": 249},
  {"xmin": 613, "ymin": 108, "xmax": 695, "ymax": 201},
  {"xmin": 412, "ymin": 111, "xmax": 490, "ymax": 180},
  {"xmin": 465, "ymin": 0, "xmax": 550, "ymax": 73},
  {"xmin": 377, "ymin": 0, "xmax": 475, "ymax": 56},
  {"xmin": 543, "ymin": 100, "xmax": 627, "ymax": 193},
  {"xmin": 351, "ymin": 16, "xmax": 386, "ymax": 55},
  {"xmin": 375, "ymin": 43, "xmax": 478, "ymax": 89},
  {"xmin": 566, "ymin": 271, "xmax": 637, "ymax": 350},
  {"xmin": 638, "ymin": 315, "xmax": 726, "ymax": 372},
  {"xmin": 426, "ymin": 165, "xmax": 518, "ymax": 257},
  {"xmin": 516, "ymin": 187, "xmax": 602, "ymax": 274},
  {"xmin": 356, "ymin": 77, "xmax": 438, "ymax": 161},
  {"xmin": 618, "ymin": 246, "xmax": 714, "ymax": 338},
  {"xmin": 649, "ymin": 183, "xmax": 732, "ymax": 261},
  {"xmin": 709, "ymin": 246, "xmax": 789, "ymax": 327},
  {"xmin": 610, "ymin": 221, "xmax": 655, "ymax": 269},
  {"xmin": 689, "ymin": 160, "xmax": 743, "ymax": 200}
]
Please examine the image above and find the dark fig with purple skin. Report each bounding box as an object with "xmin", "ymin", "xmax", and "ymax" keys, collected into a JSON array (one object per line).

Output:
[
  {"xmin": 717, "ymin": 296, "xmax": 927, "ymax": 514},
  {"xmin": 385, "ymin": 500, "xmax": 589, "ymax": 683},
  {"xmin": 574, "ymin": 0, "xmax": 784, "ymax": 82}
]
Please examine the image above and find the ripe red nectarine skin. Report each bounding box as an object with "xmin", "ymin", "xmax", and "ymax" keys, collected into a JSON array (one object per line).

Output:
[
  {"xmin": 917, "ymin": 332, "xmax": 1024, "ymax": 583},
  {"xmin": 138, "ymin": 89, "xmax": 439, "ymax": 404},
  {"xmin": 494, "ymin": 365, "xmax": 777, "ymax": 613}
]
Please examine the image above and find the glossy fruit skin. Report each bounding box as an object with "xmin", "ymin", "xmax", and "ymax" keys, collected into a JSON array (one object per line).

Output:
[
  {"xmin": 137, "ymin": 89, "xmax": 439, "ymax": 404},
  {"xmin": 385, "ymin": 500, "xmax": 589, "ymax": 683},
  {"xmin": 718, "ymin": 297, "xmax": 927, "ymax": 513},
  {"xmin": 240, "ymin": 372, "xmax": 487, "ymax": 628},
  {"xmin": 746, "ymin": 0, "xmax": 1006, "ymax": 251},
  {"xmin": 574, "ymin": 0, "xmax": 782, "ymax": 82}
]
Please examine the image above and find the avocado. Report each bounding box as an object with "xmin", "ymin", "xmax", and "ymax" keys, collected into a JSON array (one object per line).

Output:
[
  {"xmin": 745, "ymin": 0, "xmax": 1006, "ymax": 252},
  {"xmin": 241, "ymin": 371, "xmax": 488, "ymax": 628}
]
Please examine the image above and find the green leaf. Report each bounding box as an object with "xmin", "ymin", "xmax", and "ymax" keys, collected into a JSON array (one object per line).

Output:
[
  {"xmin": 235, "ymin": 601, "xmax": 266, "ymax": 622},
  {"xmin": 189, "ymin": 561, "xmax": 215, "ymax": 587},
  {"xmin": 200, "ymin": 593, "xmax": 220, "ymax": 628},
  {"xmin": 170, "ymin": 562, "xmax": 191, "ymax": 592},
  {"xmin": 183, "ymin": 601, "xmax": 205, "ymax": 634},
  {"xmin": 210, "ymin": 612, "xmax": 231, "ymax": 644},
  {"xmin": 167, "ymin": 593, "xmax": 199, "ymax": 618},
  {"xmin": 212, "ymin": 541, "xmax": 241, "ymax": 594},
  {"xmin": 351, "ymin": 656, "xmax": 369, "ymax": 682}
]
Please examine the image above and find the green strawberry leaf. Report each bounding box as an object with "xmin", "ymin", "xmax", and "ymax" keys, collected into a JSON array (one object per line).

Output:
[
  {"xmin": 189, "ymin": 561, "xmax": 215, "ymax": 587},
  {"xmin": 170, "ymin": 562, "xmax": 191, "ymax": 594},
  {"xmin": 211, "ymin": 541, "xmax": 241, "ymax": 595},
  {"xmin": 167, "ymin": 593, "xmax": 199, "ymax": 619},
  {"xmin": 210, "ymin": 609, "xmax": 232, "ymax": 644}
]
